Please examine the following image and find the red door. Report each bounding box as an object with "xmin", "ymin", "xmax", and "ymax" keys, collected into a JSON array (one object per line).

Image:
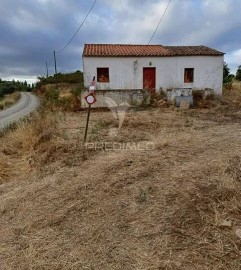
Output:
[{"xmin": 143, "ymin": 68, "xmax": 156, "ymax": 92}]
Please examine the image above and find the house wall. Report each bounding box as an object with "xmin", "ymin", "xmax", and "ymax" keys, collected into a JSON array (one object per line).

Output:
[
  {"xmin": 81, "ymin": 89, "xmax": 150, "ymax": 108},
  {"xmin": 83, "ymin": 55, "xmax": 224, "ymax": 94}
]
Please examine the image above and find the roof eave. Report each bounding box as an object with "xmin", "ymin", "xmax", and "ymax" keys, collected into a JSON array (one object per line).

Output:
[{"xmin": 83, "ymin": 54, "xmax": 224, "ymax": 57}]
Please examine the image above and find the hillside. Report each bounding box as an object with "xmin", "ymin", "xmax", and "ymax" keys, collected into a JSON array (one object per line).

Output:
[
  {"xmin": 36, "ymin": 70, "xmax": 83, "ymax": 89},
  {"xmin": 1, "ymin": 84, "xmax": 241, "ymax": 269}
]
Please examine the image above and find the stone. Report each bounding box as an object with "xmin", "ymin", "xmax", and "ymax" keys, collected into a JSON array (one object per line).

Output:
[
  {"xmin": 235, "ymin": 228, "xmax": 241, "ymax": 239},
  {"xmin": 219, "ymin": 220, "xmax": 232, "ymax": 228},
  {"xmin": 179, "ymin": 99, "xmax": 190, "ymax": 110}
]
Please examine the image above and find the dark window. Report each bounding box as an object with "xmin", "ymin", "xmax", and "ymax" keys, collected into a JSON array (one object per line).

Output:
[
  {"xmin": 184, "ymin": 68, "xmax": 194, "ymax": 83},
  {"xmin": 97, "ymin": 68, "xmax": 109, "ymax": 83}
]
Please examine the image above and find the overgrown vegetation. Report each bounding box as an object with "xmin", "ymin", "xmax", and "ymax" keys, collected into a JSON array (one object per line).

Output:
[
  {"xmin": 223, "ymin": 62, "xmax": 238, "ymax": 92},
  {"xmin": 40, "ymin": 86, "xmax": 82, "ymax": 112},
  {"xmin": 2, "ymin": 67, "xmax": 241, "ymax": 268},
  {"xmin": 36, "ymin": 70, "xmax": 83, "ymax": 88},
  {"xmin": 1, "ymin": 98, "xmax": 241, "ymax": 268},
  {"xmin": 35, "ymin": 71, "xmax": 84, "ymax": 111},
  {"xmin": 223, "ymin": 62, "xmax": 234, "ymax": 84},
  {"xmin": 0, "ymin": 92, "xmax": 21, "ymax": 110},
  {"xmin": 0, "ymin": 79, "xmax": 32, "ymax": 110},
  {"xmin": 151, "ymin": 90, "xmax": 169, "ymax": 108},
  {"xmin": 0, "ymin": 79, "xmax": 32, "ymax": 99},
  {"xmin": 223, "ymin": 62, "xmax": 241, "ymax": 87},
  {"xmin": 223, "ymin": 80, "xmax": 241, "ymax": 108},
  {"xmin": 236, "ymin": 65, "xmax": 241, "ymax": 81},
  {"xmin": 2, "ymin": 78, "xmax": 241, "ymax": 267}
]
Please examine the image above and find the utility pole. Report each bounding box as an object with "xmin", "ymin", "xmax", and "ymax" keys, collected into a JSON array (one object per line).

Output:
[
  {"xmin": 54, "ymin": 51, "xmax": 57, "ymax": 75},
  {"xmin": 46, "ymin": 61, "xmax": 49, "ymax": 78},
  {"xmin": 54, "ymin": 50, "xmax": 58, "ymax": 89}
]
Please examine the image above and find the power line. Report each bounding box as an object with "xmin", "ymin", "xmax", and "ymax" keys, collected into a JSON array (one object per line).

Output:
[
  {"xmin": 148, "ymin": 0, "xmax": 172, "ymax": 44},
  {"xmin": 45, "ymin": 0, "xmax": 170, "ymax": 76},
  {"xmin": 134, "ymin": 0, "xmax": 173, "ymax": 65},
  {"xmin": 56, "ymin": 0, "xmax": 98, "ymax": 54}
]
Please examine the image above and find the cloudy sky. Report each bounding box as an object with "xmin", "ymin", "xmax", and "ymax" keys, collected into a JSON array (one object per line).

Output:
[{"xmin": 0, "ymin": 0, "xmax": 241, "ymax": 83}]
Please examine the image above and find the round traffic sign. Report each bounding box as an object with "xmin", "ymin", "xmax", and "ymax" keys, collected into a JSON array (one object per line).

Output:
[
  {"xmin": 85, "ymin": 93, "xmax": 97, "ymax": 105},
  {"xmin": 86, "ymin": 95, "xmax": 94, "ymax": 104}
]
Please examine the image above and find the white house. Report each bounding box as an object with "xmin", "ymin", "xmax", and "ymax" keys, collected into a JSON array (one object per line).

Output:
[{"xmin": 82, "ymin": 44, "xmax": 224, "ymax": 96}]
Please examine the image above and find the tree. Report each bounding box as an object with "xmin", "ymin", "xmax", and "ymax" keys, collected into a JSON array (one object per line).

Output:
[
  {"xmin": 223, "ymin": 62, "xmax": 234, "ymax": 83},
  {"xmin": 223, "ymin": 62, "xmax": 230, "ymax": 79},
  {"xmin": 236, "ymin": 65, "xmax": 241, "ymax": 81}
]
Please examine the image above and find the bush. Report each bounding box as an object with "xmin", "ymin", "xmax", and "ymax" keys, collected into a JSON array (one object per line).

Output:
[
  {"xmin": 4, "ymin": 101, "xmax": 13, "ymax": 108},
  {"xmin": 223, "ymin": 81, "xmax": 233, "ymax": 91},
  {"xmin": 236, "ymin": 65, "xmax": 241, "ymax": 81},
  {"xmin": 36, "ymin": 71, "xmax": 84, "ymax": 89},
  {"xmin": 58, "ymin": 96, "xmax": 73, "ymax": 111},
  {"xmin": 44, "ymin": 88, "xmax": 60, "ymax": 103},
  {"xmin": 41, "ymin": 87, "xmax": 82, "ymax": 112},
  {"xmin": 224, "ymin": 74, "xmax": 234, "ymax": 84}
]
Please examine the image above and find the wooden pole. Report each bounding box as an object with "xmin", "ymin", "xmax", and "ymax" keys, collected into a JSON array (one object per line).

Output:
[
  {"xmin": 54, "ymin": 51, "xmax": 58, "ymax": 89},
  {"xmin": 54, "ymin": 51, "xmax": 57, "ymax": 75},
  {"xmin": 46, "ymin": 61, "xmax": 49, "ymax": 78}
]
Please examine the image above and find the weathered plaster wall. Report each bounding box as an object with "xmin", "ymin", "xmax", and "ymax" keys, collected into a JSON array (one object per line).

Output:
[
  {"xmin": 83, "ymin": 55, "xmax": 224, "ymax": 94},
  {"xmin": 81, "ymin": 89, "xmax": 150, "ymax": 108}
]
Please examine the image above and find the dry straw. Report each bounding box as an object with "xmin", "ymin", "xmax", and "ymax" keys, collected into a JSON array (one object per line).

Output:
[{"xmin": 1, "ymin": 84, "xmax": 241, "ymax": 269}]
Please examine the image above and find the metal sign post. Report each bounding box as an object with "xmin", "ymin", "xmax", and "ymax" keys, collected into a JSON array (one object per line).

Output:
[{"xmin": 83, "ymin": 93, "xmax": 96, "ymax": 142}]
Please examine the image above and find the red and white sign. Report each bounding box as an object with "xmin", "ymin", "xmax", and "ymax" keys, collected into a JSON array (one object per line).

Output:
[{"xmin": 84, "ymin": 93, "xmax": 96, "ymax": 105}]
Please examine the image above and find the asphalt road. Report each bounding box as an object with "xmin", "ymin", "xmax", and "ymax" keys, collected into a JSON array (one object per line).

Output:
[{"xmin": 0, "ymin": 92, "xmax": 40, "ymax": 130}]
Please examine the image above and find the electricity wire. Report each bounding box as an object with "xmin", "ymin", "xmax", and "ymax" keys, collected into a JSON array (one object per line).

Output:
[
  {"xmin": 148, "ymin": 0, "xmax": 172, "ymax": 44},
  {"xmin": 56, "ymin": 0, "xmax": 98, "ymax": 54}
]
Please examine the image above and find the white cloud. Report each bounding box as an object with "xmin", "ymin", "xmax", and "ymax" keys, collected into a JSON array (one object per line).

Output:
[
  {"xmin": 1, "ymin": 0, "xmax": 241, "ymax": 78},
  {"xmin": 2, "ymin": 76, "xmax": 37, "ymax": 84},
  {"xmin": 225, "ymin": 49, "xmax": 241, "ymax": 74},
  {"xmin": 37, "ymin": 0, "xmax": 50, "ymax": 3},
  {"xmin": 203, "ymin": 0, "xmax": 233, "ymax": 15}
]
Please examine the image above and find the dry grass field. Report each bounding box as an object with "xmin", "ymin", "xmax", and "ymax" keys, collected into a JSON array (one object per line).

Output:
[
  {"xmin": 0, "ymin": 92, "xmax": 20, "ymax": 110},
  {"xmin": 1, "ymin": 84, "xmax": 241, "ymax": 269}
]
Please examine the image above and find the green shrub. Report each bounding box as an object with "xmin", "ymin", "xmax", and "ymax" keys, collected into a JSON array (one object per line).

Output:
[
  {"xmin": 224, "ymin": 74, "xmax": 234, "ymax": 84},
  {"xmin": 58, "ymin": 96, "xmax": 73, "ymax": 111},
  {"xmin": 70, "ymin": 86, "xmax": 82, "ymax": 97},
  {"xmin": 36, "ymin": 70, "xmax": 84, "ymax": 88},
  {"xmin": 236, "ymin": 65, "xmax": 241, "ymax": 81},
  {"xmin": 44, "ymin": 88, "xmax": 59, "ymax": 103}
]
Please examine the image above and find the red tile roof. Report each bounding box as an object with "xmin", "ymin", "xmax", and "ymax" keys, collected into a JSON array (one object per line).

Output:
[{"xmin": 83, "ymin": 44, "xmax": 224, "ymax": 57}]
